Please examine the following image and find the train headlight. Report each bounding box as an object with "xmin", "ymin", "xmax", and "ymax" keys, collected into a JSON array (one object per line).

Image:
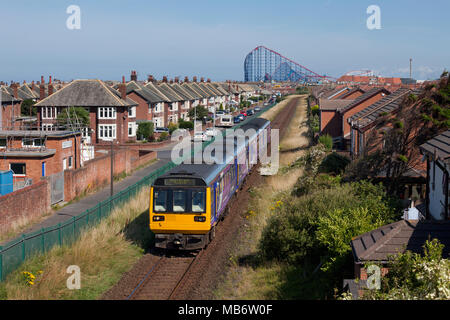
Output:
[
  {"xmin": 194, "ymin": 216, "xmax": 206, "ymax": 222},
  {"xmin": 153, "ymin": 216, "xmax": 165, "ymax": 222}
]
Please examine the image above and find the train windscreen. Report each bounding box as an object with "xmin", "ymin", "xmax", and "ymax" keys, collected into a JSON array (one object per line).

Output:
[{"xmin": 153, "ymin": 188, "xmax": 206, "ymax": 214}]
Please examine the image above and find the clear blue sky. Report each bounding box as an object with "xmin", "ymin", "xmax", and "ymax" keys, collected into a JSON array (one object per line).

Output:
[{"xmin": 0, "ymin": 0, "xmax": 448, "ymax": 82}]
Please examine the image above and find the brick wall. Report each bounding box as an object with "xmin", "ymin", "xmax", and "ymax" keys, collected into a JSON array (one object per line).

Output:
[{"xmin": 0, "ymin": 180, "xmax": 51, "ymax": 233}]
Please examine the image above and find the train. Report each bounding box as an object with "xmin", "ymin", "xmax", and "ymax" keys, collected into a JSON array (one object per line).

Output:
[{"xmin": 149, "ymin": 117, "xmax": 271, "ymax": 250}]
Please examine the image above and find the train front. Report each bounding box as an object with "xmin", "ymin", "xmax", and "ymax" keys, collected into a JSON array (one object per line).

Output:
[{"xmin": 150, "ymin": 174, "xmax": 211, "ymax": 250}]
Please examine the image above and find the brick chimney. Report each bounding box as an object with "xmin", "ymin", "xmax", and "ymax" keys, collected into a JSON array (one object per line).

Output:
[
  {"xmin": 207, "ymin": 78, "xmax": 211, "ymax": 83},
  {"xmin": 131, "ymin": 70, "xmax": 137, "ymax": 81},
  {"xmin": 162, "ymin": 76, "xmax": 168, "ymax": 83},
  {"xmin": 200, "ymin": 77, "xmax": 205, "ymax": 83},
  {"xmin": 193, "ymin": 76, "xmax": 197, "ymax": 83},
  {"xmin": 147, "ymin": 75, "xmax": 155, "ymax": 83},
  {"xmin": 175, "ymin": 77, "xmax": 179, "ymax": 83},
  {"xmin": 11, "ymin": 83, "xmax": 18, "ymax": 99},
  {"xmin": 119, "ymin": 76, "xmax": 127, "ymax": 100},
  {"xmin": 40, "ymin": 76, "xmax": 45, "ymax": 100},
  {"xmin": 31, "ymin": 81, "xmax": 35, "ymax": 92},
  {"xmin": 48, "ymin": 76, "xmax": 53, "ymax": 96},
  {"xmin": 169, "ymin": 79, "xmax": 173, "ymax": 84},
  {"xmin": 184, "ymin": 76, "xmax": 189, "ymax": 83}
]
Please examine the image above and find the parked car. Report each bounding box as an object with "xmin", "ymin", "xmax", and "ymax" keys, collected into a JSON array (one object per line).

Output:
[
  {"xmin": 254, "ymin": 106, "xmax": 261, "ymax": 112},
  {"xmin": 192, "ymin": 131, "xmax": 207, "ymax": 142},
  {"xmin": 237, "ymin": 114, "xmax": 245, "ymax": 121},
  {"xmin": 246, "ymin": 109, "xmax": 254, "ymax": 116},
  {"xmin": 219, "ymin": 115, "xmax": 233, "ymax": 127},
  {"xmin": 154, "ymin": 127, "xmax": 169, "ymax": 133},
  {"xmin": 205, "ymin": 127, "xmax": 220, "ymax": 137},
  {"xmin": 215, "ymin": 110, "xmax": 225, "ymax": 116},
  {"xmin": 233, "ymin": 116, "xmax": 241, "ymax": 124},
  {"xmin": 240, "ymin": 111, "xmax": 247, "ymax": 117}
]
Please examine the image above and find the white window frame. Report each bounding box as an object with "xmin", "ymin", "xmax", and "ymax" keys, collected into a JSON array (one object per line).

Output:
[
  {"xmin": 128, "ymin": 122, "xmax": 136, "ymax": 137},
  {"xmin": 22, "ymin": 138, "xmax": 45, "ymax": 148},
  {"xmin": 42, "ymin": 123, "xmax": 54, "ymax": 131},
  {"xmin": 0, "ymin": 138, "xmax": 6, "ymax": 148},
  {"xmin": 98, "ymin": 124, "xmax": 117, "ymax": 141},
  {"xmin": 128, "ymin": 106, "xmax": 136, "ymax": 118},
  {"xmin": 42, "ymin": 107, "xmax": 57, "ymax": 119},
  {"xmin": 98, "ymin": 107, "xmax": 116, "ymax": 120},
  {"xmin": 9, "ymin": 163, "xmax": 26, "ymax": 176}
]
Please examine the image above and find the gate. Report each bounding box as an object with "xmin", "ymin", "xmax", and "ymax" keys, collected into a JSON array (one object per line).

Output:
[{"xmin": 49, "ymin": 171, "xmax": 64, "ymax": 204}]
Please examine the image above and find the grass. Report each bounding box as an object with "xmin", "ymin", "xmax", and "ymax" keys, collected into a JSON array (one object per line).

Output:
[
  {"xmin": 0, "ymin": 158, "xmax": 158, "ymax": 245},
  {"xmin": 0, "ymin": 187, "xmax": 153, "ymax": 300},
  {"xmin": 215, "ymin": 95, "xmax": 312, "ymax": 300}
]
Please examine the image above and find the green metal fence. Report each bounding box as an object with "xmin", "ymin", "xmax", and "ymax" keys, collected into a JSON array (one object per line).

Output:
[{"xmin": 0, "ymin": 101, "xmax": 277, "ymax": 282}]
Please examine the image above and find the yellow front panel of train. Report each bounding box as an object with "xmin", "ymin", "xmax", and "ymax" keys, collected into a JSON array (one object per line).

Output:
[{"xmin": 149, "ymin": 187, "xmax": 211, "ymax": 235}]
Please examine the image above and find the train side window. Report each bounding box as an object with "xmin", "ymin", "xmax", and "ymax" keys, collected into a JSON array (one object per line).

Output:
[
  {"xmin": 173, "ymin": 190, "xmax": 187, "ymax": 212},
  {"xmin": 154, "ymin": 190, "xmax": 168, "ymax": 212},
  {"xmin": 192, "ymin": 190, "xmax": 206, "ymax": 213}
]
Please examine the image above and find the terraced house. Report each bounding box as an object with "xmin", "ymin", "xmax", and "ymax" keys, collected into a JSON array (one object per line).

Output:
[{"xmin": 35, "ymin": 79, "xmax": 138, "ymax": 145}]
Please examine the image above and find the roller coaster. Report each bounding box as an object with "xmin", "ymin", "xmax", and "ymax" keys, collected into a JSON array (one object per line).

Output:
[{"xmin": 244, "ymin": 46, "xmax": 335, "ymax": 84}]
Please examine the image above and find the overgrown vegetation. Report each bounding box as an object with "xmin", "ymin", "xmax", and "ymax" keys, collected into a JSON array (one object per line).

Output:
[
  {"xmin": 136, "ymin": 121, "xmax": 154, "ymax": 141},
  {"xmin": 20, "ymin": 99, "xmax": 36, "ymax": 116}
]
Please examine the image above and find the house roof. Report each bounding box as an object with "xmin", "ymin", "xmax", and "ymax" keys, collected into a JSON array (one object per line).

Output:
[
  {"xmin": 326, "ymin": 87, "xmax": 351, "ymax": 99},
  {"xmin": 0, "ymin": 87, "xmax": 21, "ymax": 103},
  {"xmin": 144, "ymin": 82, "xmax": 171, "ymax": 102},
  {"xmin": 419, "ymin": 130, "xmax": 450, "ymax": 164},
  {"xmin": 34, "ymin": 80, "xmax": 138, "ymax": 107},
  {"xmin": 180, "ymin": 83, "xmax": 204, "ymax": 99},
  {"xmin": 348, "ymin": 88, "xmax": 415, "ymax": 128},
  {"xmin": 170, "ymin": 83, "xmax": 196, "ymax": 101},
  {"xmin": 338, "ymin": 87, "xmax": 391, "ymax": 114},
  {"xmin": 156, "ymin": 83, "xmax": 184, "ymax": 102},
  {"xmin": 351, "ymin": 220, "xmax": 450, "ymax": 263},
  {"xmin": 126, "ymin": 81, "xmax": 165, "ymax": 104},
  {"xmin": 336, "ymin": 87, "xmax": 365, "ymax": 99},
  {"xmin": 319, "ymin": 98, "xmax": 354, "ymax": 111}
]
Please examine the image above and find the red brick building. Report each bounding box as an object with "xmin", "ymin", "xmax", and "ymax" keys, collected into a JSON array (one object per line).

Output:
[
  {"xmin": 0, "ymin": 130, "xmax": 81, "ymax": 186},
  {"xmin": 34, "ymin": 79, "xmax": 138, "ymax": 145}
]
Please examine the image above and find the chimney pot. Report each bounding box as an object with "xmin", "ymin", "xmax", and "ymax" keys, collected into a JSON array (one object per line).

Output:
[
  {"xmin": 193, "ymin": 76, "xmax": 197, "ymax": 83},
  {"xmin": 49, "ymin": 76, "xmax": 52, "ymax": 84},
  {"xmin": 184, "ymin": 76, "xmax": 189, "ymax": 83},
  {"xmin": 122, "ymin": 76, "xmax": 126, "ymax": 84},
  {"xmin": 200, "ymin": 77, "xmax": 204, "ymax": 83},
  {"xmin": 41, "ymin": 76, "xmax": 44, "ymax": 84}
]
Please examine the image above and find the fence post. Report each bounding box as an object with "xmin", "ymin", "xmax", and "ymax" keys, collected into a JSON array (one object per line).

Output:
[
  {"xmin": 58, "ymin": 223, "xmax": 62, "ymax": 246},
  {"xmin": 41, "ymin": 228, "xmax": 45, "ymax": 252},
  {"xmin": 0, "ymin": 246, "xmax": 3, "ymax": 281},
  {"xmin": 72, "ymin": 216, "xmax": 76, "ymax": 239},
  {"xmin": 21, "ymin": 234, "xmax": 26, "ymax": 261}
]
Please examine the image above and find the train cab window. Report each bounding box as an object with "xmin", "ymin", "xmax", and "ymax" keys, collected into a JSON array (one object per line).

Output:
[
  {"xmin": 173, "ymin": 190, "xmax": 187, "ymax": 212},
  {"xmin": 192, "ymin": 191, "xmax": 206, "ymax": 213},
  {"xmin": 154, "ymin": 190, "xmax": 168, "ymax": 212}
]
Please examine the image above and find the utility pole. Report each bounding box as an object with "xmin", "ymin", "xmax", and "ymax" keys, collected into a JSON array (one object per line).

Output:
[{"xmin": 110, "ymin": 140, "xmax": 114, "ymax": 196}]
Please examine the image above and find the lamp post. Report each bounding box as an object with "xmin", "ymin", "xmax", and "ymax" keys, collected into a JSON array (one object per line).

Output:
[{"xmin": 110, "ymin": 140, "xmax": 114, "ymax": 196}]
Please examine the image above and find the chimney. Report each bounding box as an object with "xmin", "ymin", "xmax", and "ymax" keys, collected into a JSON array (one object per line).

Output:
[
  {"xmin": 163, "ymin": 76, "xmax": 168, "ymax": 83},
  {"xmin": 31, "ymin": 81, "xmax": 35, "ymax": 91},
  {"xmin": 131, "ymin": 70, "xmax": 137, "ymax": 82},
  {"xmin": 184, "ymin": 76, "xmax": 189, "ymax": 83},
  {"xmin": 48, "ymin": 76, "xmax": 53, "ymax": 96},
  {"xmin": 11, "ymin": 83, "xmax": 18, "ymax": 99},
  {"xmin": 169, "ymin": 79, "xmax": 173, "ymax": 84},
  {"xmin": 40, "ymin": 78, "xmax": 45, "ymax": 100},
  {"xmin": 147, "ymin": 75, "xmax": 155, "ymax": 83},
  {"xmin": 207, "ymin": 78, "xmax": 211, "ymax": 83},
  {"xmin": 175, "ymin": 77, "xmax": 179, "ymax": 83},
  {"xmin": 23, "ymin": 80, "xmax": 26, "ymax": 85},
  {"xmin": 200, "ymin": 77, "xmax": 205, "ymax": 83},
  {"xmin": 119, "ymin": 76, "xmax": 127, "ymax": 100},
  {"xmin": 193, "ymin": 76, "xmax": 197, "ymax": 83}
]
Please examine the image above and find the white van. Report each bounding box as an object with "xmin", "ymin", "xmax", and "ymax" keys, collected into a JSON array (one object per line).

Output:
[{"xmin": 219, "ymin": 115, "xmax": 233, "ymax": 127}]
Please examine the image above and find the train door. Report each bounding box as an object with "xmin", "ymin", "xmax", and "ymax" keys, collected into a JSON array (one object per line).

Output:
[{"xmin": 212, "ymin": 183, "xmax": 217, "ymax": 223}]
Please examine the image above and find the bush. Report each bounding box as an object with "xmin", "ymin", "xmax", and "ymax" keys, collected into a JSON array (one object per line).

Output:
[
  {"xmin": 319, "ymin": 152, "xmax": 350, "ymax": 175},
  {"xmin": 136, "ymin": 122, "xmax": 154, "ymax": 141},
  {"xmin": 178, "ymin": 119, "xmax": 194, "ymax": 130},
  {"xmin": 311, "ymin": 105, "xmax": 320, "ymax": 117},
  {"xmin": 158, "ymin": 132, "xmax": 169, "ymax": 142},
  {"xmin": 168, "ymin": 122, "xmax": 178, "ymax": 134},
  {"xmin": 318, "ymin": 134, "xmax": 333, "ymax": 151}
]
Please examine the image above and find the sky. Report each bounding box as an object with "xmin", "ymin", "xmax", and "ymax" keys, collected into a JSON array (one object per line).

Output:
[{"xmin": 0, "ymin": 0, "xmax": 448, "ymax": 82}]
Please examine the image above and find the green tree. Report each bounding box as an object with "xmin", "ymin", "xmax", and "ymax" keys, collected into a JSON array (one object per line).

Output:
[
  {"xmin": 21, "ymin": 99, "xmax": 37, "ymax": 116},
  {"xmin": 56, "ymin": 107, "xmax": 90, "ymax": 130},
  {"xmin": 137, "ymin": 121, "xmax": 154, "ymax": 140},
  {"xmin": 178, "ymin": 119, "xmax": 194, "ymax": 130},
  {"xmin": 188, "ymin": 105, "xmax": 209, "ymax": 121},
  {"xmin": 168, "ymin": 122, "xmax": 178, "ymax": 134},
  {"xmin": 318, "ymin": 134, "xmax": 333, "ymax": 151}
]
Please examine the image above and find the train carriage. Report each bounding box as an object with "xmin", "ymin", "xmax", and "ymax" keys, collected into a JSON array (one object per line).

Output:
[{"xmin": 150, "ymin": 117, "xmax": 271, "ymax": 250}]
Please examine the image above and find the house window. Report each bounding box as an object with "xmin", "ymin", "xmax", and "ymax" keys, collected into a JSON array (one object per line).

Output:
[
  {"xmin": 98, "ymin": 124, "xmax": 116, "ymax": 140},
  {"xmin": 42, "ymin": 107, "xmax": 57, "ymax": 119},
  {"xmin": 98, "ymin": 107, "xmax": 116, "ymax": 119},
  {"xmin": 22, "ymin": 138, "xmax": 45, "ymax": 148},
  {"xmin": 82, "ymin": 127, "xmax": 90, "ymax": 138},
  {"xmin": 154, "ymin": 103, "xmax": 163, "ymax": 113},
  {"xmin": 42, "ymin": 124, "xmax": 53, "ymax": 131},
  {"xmin": 63, "ymin": 158, "xmax": 67, "ymax": 170},
  {"xmin": 0, "ymin": 138, "xmax": 6, "ymax": 148},
  {"xmin": 10, "ymin": 163, "xmax": 26, "ymax": 176},
  {"xmin": 68, "ymin": 156, "xmax": 73, "ymax": 168},
  {"xmin": 128, "ymin": 106, "xmax": 136, "ymax": 118},
  {"xmin": 128, "ymin": 122, "xmax": 136, "ymax": 137}
]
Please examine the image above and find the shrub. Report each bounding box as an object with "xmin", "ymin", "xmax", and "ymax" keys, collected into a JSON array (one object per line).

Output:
[
  {"xmin": 318, "ymin": 134, "xmax": 333, "ymax": 151},
  {"xmin": 311, "ymin": 105, "xmax": 320, "ymax": 117},
  {"xmin": 158, "ymin": 132, "xmax": 169, "ymax": 142},
  {"xmin": 319, "ymin": 152, "xmax": 350, "ymax": 175},
  {"xmin": 178, "ymin": 119, "xmax": 194, "ymax": 130},
  {"xmin": 136, "ymin": 122, "xmax": 154, "ymax": 141},
  {"xmin": 168, "ymin": 122, "xmax": 178, "ymax": 134}
]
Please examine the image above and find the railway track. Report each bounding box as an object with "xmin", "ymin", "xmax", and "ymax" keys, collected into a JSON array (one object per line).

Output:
[
  {"xmin": 105, "ymin": 96, "xmax": 301, "ymax": 301},
  {"xmin": 126, "ymin": 250, "xmax": 204, "ymax": 300}
]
